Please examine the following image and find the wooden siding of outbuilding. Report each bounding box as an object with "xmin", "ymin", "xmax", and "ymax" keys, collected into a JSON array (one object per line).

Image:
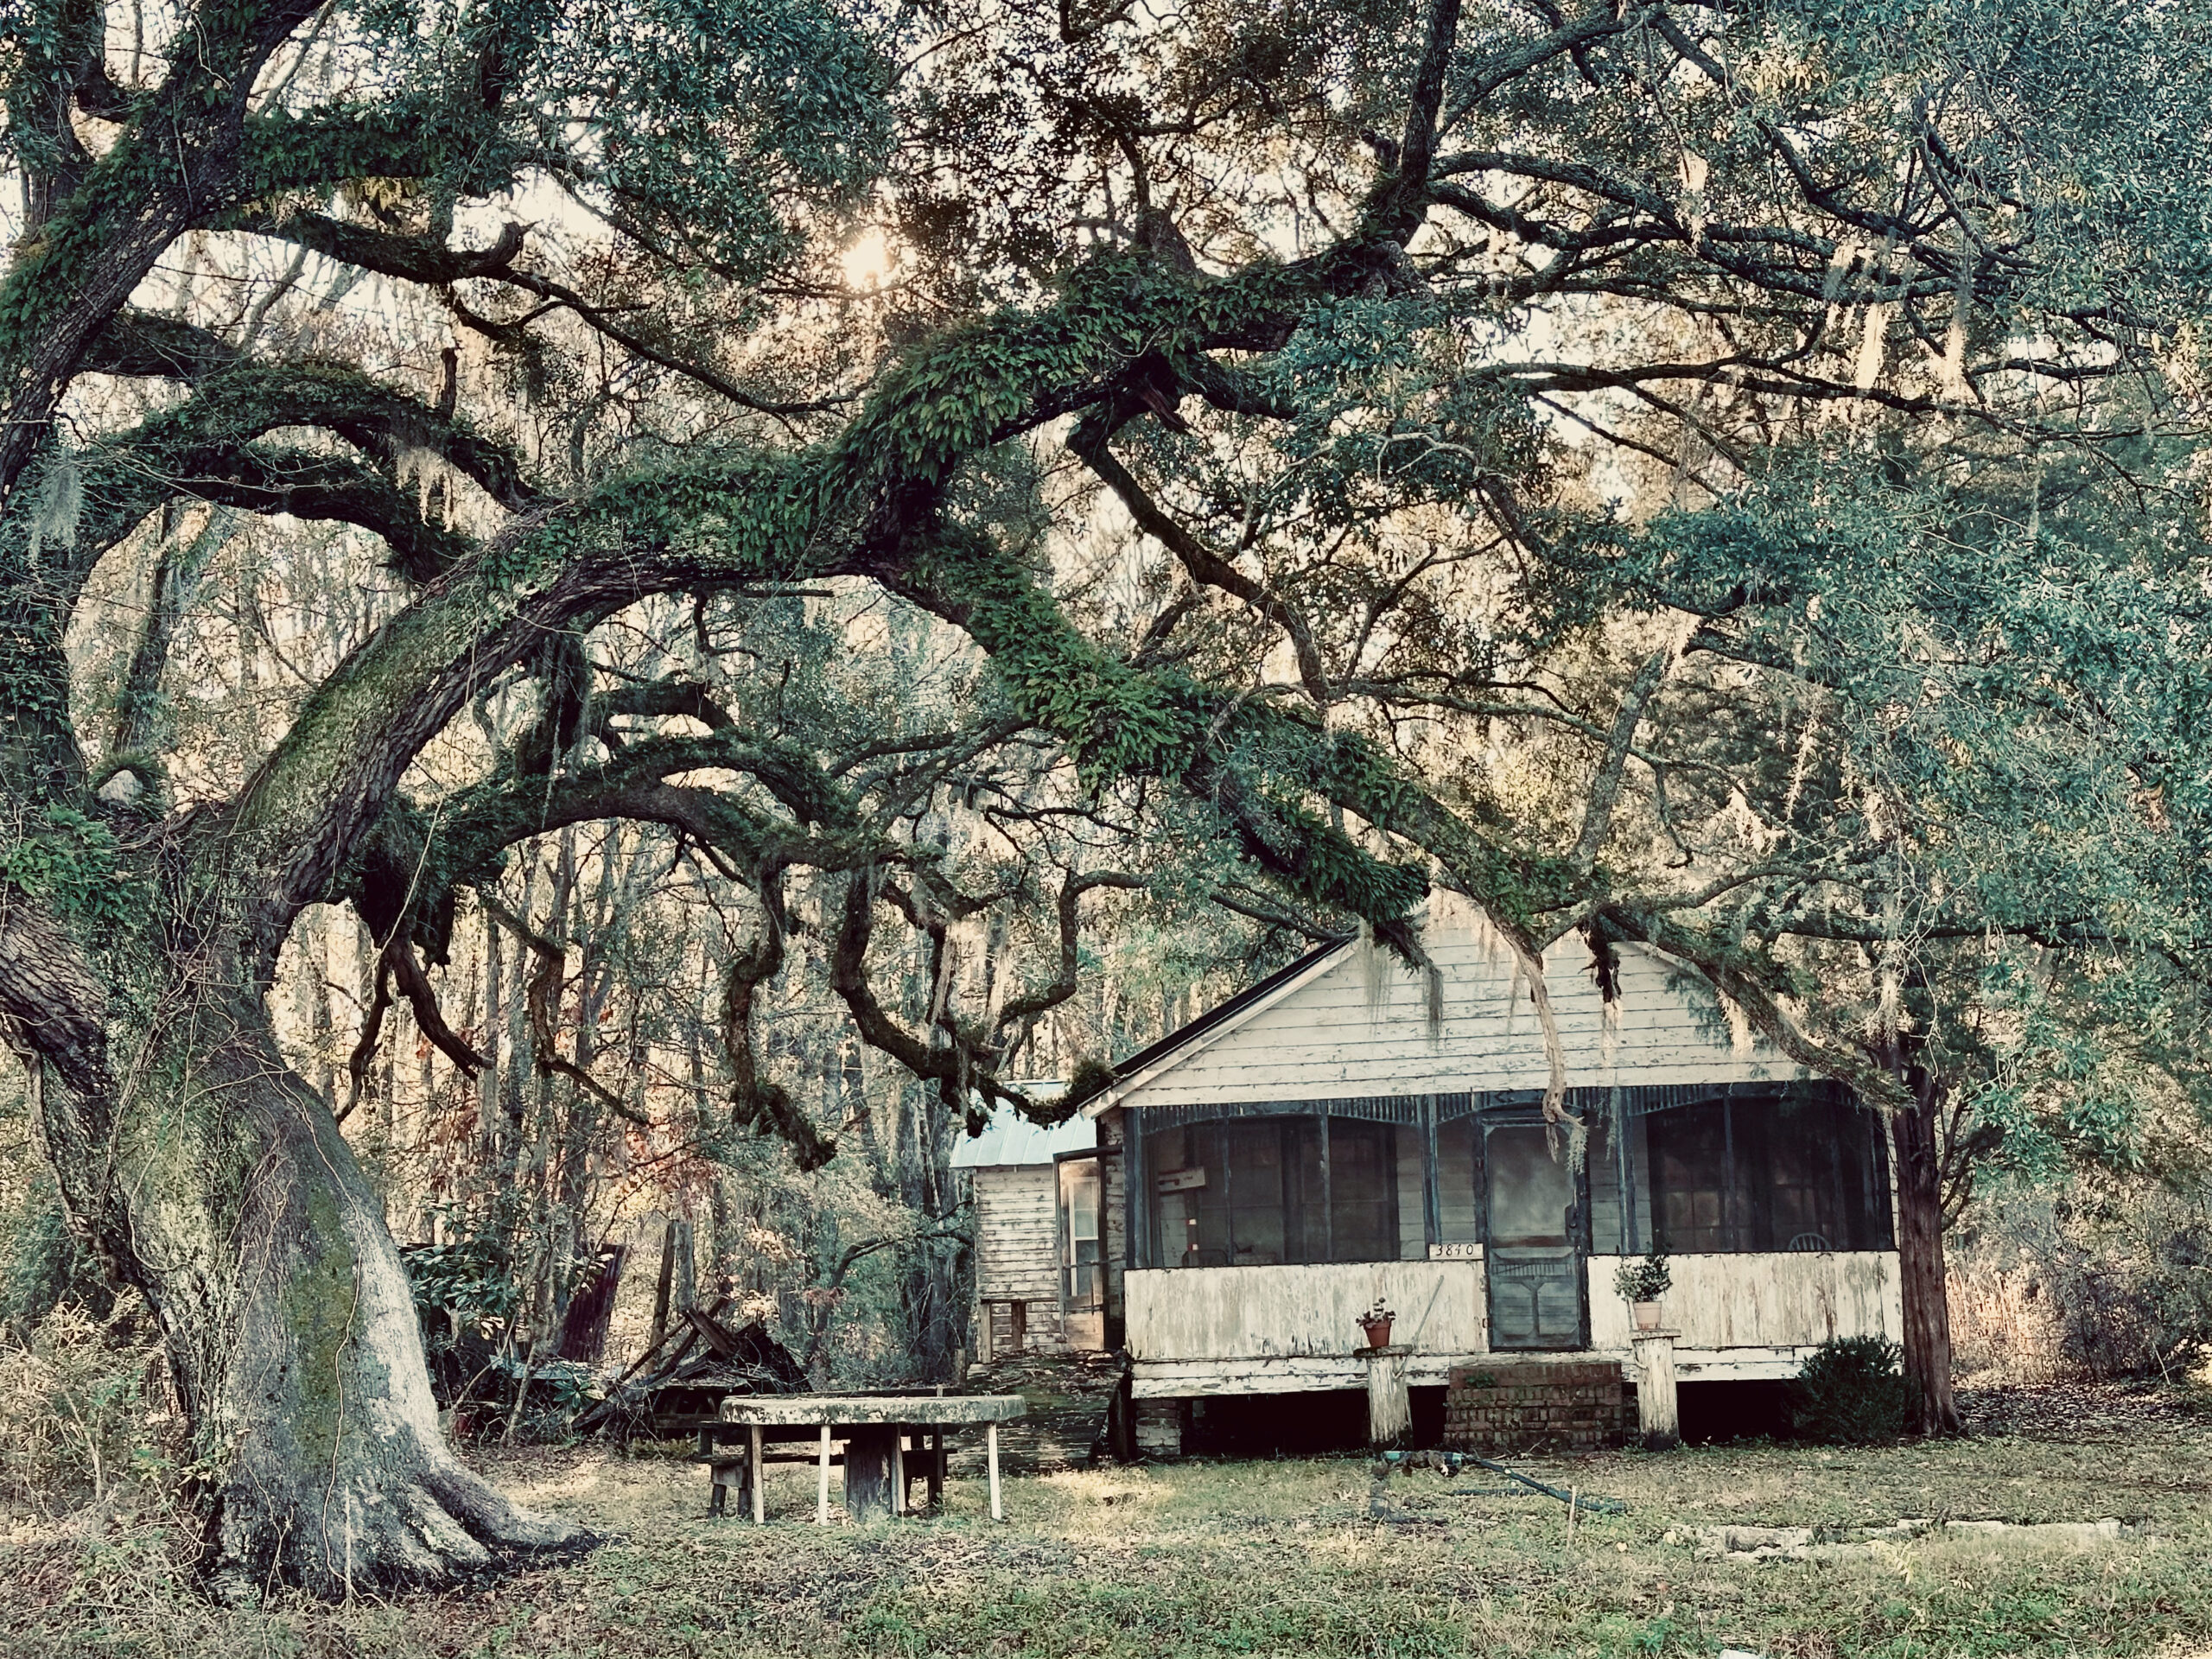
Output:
[{"xmin": 974, "ymin": 1165, "xmax": 1064, "ymax": 1350}]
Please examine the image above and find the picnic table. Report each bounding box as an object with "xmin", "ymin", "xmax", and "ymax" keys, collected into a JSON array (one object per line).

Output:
[{"xmin": 702, "ymin": 1392, "xmax": 1027, "ymax": 1524}]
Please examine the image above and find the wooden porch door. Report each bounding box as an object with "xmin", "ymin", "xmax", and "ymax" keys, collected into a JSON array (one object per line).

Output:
[{"xmin": 1484, "ymin": 1120, "xmax": 1587, "ymax": 1350}]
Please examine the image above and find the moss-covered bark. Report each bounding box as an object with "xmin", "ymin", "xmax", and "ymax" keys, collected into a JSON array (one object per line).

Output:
[{"xmin": 30, "ymin": 916, "xmax": 578, "ymax": 1595}]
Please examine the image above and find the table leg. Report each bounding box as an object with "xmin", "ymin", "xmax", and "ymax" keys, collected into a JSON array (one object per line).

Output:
[
  {"xmin": 988, "ymin": 1421, "xmax": 1002, "ymax": 1522},
  {"xmin": 843, "ymin": 1426, "xmax": 897, "ymax": 1523},
  {"xmin": 892, "ymin": 1428, "xmax": 906, "ymax": 1516},
  {"xmin": 817, "ymin": 1426, "xmax": 831, "ymax": 1524},
  {"xmin": 928, "ymin": 1431, "xmax": 944, "ymax": 1511},
  {"xmin": 750, "ymin": 1425, "xmax": 766, "ymax": 1524}
]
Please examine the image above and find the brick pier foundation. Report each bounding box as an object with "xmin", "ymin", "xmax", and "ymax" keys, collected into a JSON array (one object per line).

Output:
[{"xmin": 1443, "ymin": 1358, "xmax": 1629, "ymax": 1453}]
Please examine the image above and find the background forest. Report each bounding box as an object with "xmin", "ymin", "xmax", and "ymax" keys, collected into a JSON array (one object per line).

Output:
[{"xmin": 3, "ymin": 0, "xmax": 2212, "ymax": 1603}]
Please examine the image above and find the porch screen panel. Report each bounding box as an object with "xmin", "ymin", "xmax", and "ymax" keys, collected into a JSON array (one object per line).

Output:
[
  {"xmin": 1620, "ymin": 1113, "xmax": 1654, "ymax": 1254},
  {"xmin": 1586, "ymin": 1116, "xmax": 1622, "ymax": 1254},
  {"xmin": 1147, "ymin": 1122, "xmax": 1227, "ymax": 1267},
  {"xmin": 1328, "ymin": 1119, "xmax": 1400, "ymax": 1262},
  {"xmin": 1649, "ymin": 1103, "xmax": 1744, "ymax": 1251},
  {"xmin": 1395, "ymin": 1131, "xmax": 1427, "ymax": 1260},
  {"xmin": 1775, "ymin": 1095, "xmax": 1892, "ymax": 1250},
  {"xmin": 1223, "ymin": 1118, "xmax": 1313, "ymax": 1267},
  {"xmin": 1138, "ymin": 1105, "xmax": 1459, "ymax": 1266},
  {"xmin": 1646, "ymin": 1095, "xmax": 1893, "ymax": 1254},
  {"xmin": 1434, "ymin": 1117, "xmax": 1482, "ymax": 1245},
  {"xmin": 1144, "ymin": 1117, "xmax": 1322, "ymax": 1268}
]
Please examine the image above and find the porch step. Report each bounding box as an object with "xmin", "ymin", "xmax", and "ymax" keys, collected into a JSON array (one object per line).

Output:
[{"xmin": 1443, "ymin": 1358, "xmax": 1629, "ymax": 1454}]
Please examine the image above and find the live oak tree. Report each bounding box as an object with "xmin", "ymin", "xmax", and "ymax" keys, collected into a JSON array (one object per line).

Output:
[
  {"xmin": 3, "ymin": 0, "xmax": 2209, "ymax": 1593},
  {"xmin": 0, "ymin": 0, "xmax": 906, "ymax": 1595}
]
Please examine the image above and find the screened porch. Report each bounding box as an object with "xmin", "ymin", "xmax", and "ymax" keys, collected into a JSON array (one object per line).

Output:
[{"xmin": 1123, "ymin": 1083, "xmax": 1893, "ymax": 1353}]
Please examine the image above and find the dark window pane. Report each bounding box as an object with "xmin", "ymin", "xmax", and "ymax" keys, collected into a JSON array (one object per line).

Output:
[
  {"xmin": 1436, "ymin": 1117, "xmax": 1482, "ymax": 1244},
  {"xmin": 1644, "ymin": 1095, "xmax": 1895, "ymax": 1255},
  {"xmin": 1648, "ymin": 1102, "xmax": 1742, "ymax": 1253},
  {"xmin": 1328, "ymin": 1119, "xmax": 1399, "ymax": 1262}
]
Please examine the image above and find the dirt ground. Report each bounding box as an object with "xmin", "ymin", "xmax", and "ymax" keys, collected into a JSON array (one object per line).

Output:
[{"xmin": 6, "ymin": 1381, "xmax": 2212, "ymax": 1657}]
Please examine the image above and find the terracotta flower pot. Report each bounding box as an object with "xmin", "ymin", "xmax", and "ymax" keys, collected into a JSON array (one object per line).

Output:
[
  {"xmin": 1631, "ymin": 1300, "xmax": 1662, "ymax": 1332},
  {"xmin": 1359, "ymin": 1318, "xmax": 1393, "ymax": 1350}
]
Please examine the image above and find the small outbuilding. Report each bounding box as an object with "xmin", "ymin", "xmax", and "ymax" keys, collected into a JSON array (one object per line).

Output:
[{"xmin": 951, "ymin": 1096, "xmax": 1105, "ymax": 1357}]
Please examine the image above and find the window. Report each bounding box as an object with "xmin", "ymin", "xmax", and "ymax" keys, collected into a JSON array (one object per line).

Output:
[
  {"xmin": 1059, "ymin": 1158, "xmax": 1103, "ymax": 1312},
  {"xmin": 1644, "ymin": 1096, "xmax": 1891, "ymax": 1254},
  {"xmin": 1143, "ymin": 1113, "xmax": 1407, "ymax": 1266}
]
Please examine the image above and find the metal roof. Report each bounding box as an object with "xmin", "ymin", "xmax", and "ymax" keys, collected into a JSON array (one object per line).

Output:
[{"xmin": 949, "ymin": 1094, "xmax": 1096, "ymax": 1167}]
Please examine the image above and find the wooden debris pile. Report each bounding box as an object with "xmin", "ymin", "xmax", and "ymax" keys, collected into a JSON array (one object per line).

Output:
[{"xmin": 575, "ymin": 1297, "xmax": 808, "ymax": 1440}]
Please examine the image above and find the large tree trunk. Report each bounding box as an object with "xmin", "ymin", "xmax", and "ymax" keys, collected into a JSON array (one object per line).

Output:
[
  {"xmin": 1888, "ymin": 1077, "xmax": 1962, "ymax": 1437},
  {"xmin": 29, "ymin": 927, "xmax": 578, "ymax": 1599}
]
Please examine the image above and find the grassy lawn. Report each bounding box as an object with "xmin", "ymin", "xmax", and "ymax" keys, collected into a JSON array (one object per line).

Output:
[{"xmin": 6, "ymin": 1416, "xmax": 2212, "ymax": 1658}]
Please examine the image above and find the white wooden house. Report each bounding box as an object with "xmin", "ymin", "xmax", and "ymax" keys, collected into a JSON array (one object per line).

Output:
[
  {"xmin": 951, "ymin": 1099, "xmax": 1104, "ymax": 1357},
  {"xmin": 1076, "ymin": 898, "xmax": 1902, "ymax": 1450}
]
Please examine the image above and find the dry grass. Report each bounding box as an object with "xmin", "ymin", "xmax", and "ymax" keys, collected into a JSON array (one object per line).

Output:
[
  {"xmin": 1949, "ymin": 1263, "xmax": 2073, "ymax": 1387},
  {"xmin": 6, "ymin": 1406, "xmax": 2212, "ymax": 1657},
  {"xmin": 0, "ymin": 1302, "xmax": 165, "ymax": 1522}
]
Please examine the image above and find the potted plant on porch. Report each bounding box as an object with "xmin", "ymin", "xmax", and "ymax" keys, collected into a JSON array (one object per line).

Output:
[
  {"xmin": 1357, "ymin": 1298, "xmax": 1395, "ymax": 1351},
  {"xmin": 1613, "ymin": 1254, "xmax": 1671, "ymax": 1331}
]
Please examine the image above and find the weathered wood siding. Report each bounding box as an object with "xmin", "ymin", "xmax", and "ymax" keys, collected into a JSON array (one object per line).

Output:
[
  {"xmin": 975, "ymin": 1165, "xmax": 1060, "ymax": 1344},
  {"xmin": 1128, "ymin": 1262, "xmax": 1489, "ymax": 1362},
  {"xmin": 1100, "ymin": 1113, "xmax": 1127, "ymax": 1327},
  {"xmin": 1127, "ymin": 1252, "xmax": 1897, "ymax": 1375},
  {"xmin": 1585, "ymin": 1252, "xmax": 1902, "ymax": 1349},
  {"xmin": 1115, "ymin": 906, "xmax": 1791, "ymax": 1109}
]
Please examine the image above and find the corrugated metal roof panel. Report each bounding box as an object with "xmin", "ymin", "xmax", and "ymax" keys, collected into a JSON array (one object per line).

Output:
[{"xmin": 950, "ymin": 1094, "xmax": 1095, "ymax": 1167}]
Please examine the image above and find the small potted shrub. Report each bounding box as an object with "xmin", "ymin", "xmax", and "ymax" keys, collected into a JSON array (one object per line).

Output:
[
  {"xmin": 1614, "ymin": 1253, "xmax": 1671, "ymax": 1331},
  {"xmin": 1357, "ymin": 1297, "xmax": 1395, "ymax": 1351}
]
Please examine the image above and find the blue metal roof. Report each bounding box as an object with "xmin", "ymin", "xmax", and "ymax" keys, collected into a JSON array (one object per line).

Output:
[{"xmin": 950, "ymin": 1094, "xmax": 1096, "ymax": 1167}]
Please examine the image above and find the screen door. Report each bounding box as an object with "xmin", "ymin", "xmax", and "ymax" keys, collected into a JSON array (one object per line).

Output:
[{"xmin": 1484, "ymin": 1121, "xmax": 1587, "ymax": 1349}]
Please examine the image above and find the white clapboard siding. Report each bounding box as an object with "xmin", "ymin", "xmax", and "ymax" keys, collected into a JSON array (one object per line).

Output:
[
  {"xmin": 1127, "ymin": 1261, "xmax": 1488, "ymax": 1362},
  {"xmin": 1115, "ymin": 910, "xmax": 1793, "ymax": 1109},
  {"xmin": 1586, "ymin": 1252, "xmax": 1902, "ymax": 1349},
  {"xmin": 974, "ymin": 1166, "xmax": 1060, "ymax": 1304}
]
